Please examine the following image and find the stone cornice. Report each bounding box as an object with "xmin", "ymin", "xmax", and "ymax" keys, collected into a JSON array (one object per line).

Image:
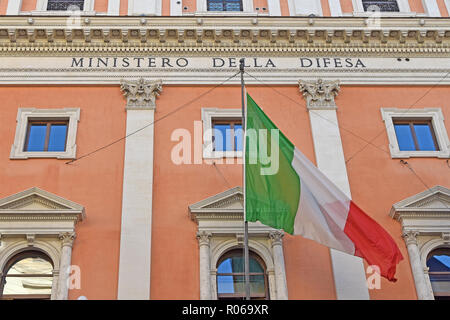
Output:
[{"xmin": 0, "ymin": 16, "xmax": 449, "ymax": 55}]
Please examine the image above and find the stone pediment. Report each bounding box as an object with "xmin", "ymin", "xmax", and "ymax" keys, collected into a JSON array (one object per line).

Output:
[
  {"xmin": 390, "ymin": 185, "xmax": 450, "ymax": 220},
  {"xmin": 189, "ymin": 187, "xmax": 243, "ymax": 222},
  {"xmin": 0, "ymin": 187, "xmax": 85, "ymax": 221}
]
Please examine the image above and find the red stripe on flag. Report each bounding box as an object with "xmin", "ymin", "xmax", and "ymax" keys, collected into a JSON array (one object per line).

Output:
[{"xmin": 344, "ymin": 201, "xmax": 403, "ymax": 282}]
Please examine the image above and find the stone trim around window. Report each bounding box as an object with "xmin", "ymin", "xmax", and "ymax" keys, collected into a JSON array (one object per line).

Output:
[
  {"xmin": 24, "ymin": 0, "xmax": 96, "ymax": 15},
  {"xmin": 201, "ymin": 108, "xmax": 242, "ymax": 159},
  {"xmin": 195, "ymin": 0, "xmax": 255, "ymax": 15},
  {"xmin": 352, "ymin": 0, "xmax": 416, "ymax": 16},
  {"xmin": 10, "ymin": 108, "xmax": 80, "ymax": 160},
  {"xmin": 381, "ymin": 108, "xmax": 450, "ymax": 159}
]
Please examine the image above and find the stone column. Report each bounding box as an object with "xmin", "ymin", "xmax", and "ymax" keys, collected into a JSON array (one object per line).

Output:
[
  {"xmin": 197, "ymin": 231, "xmax": 212, "ymax": 300},
  {"xmin": 117, "ymin": 78, "xmax": 162, "ymax": 300},
  {"xmin": 402, "ymin": 231, "xmax": 434, "ymax": 300},
  {"xmin": 269, "ymin": 231, "xmax": 288, "ymax": 299},
  {"xmin": 56, "ymin": 232, "xmax": 75, "ymax": 300},
  {"xmin": 299, "ymin": 79, "xmax": 369, "ymax": 300}
]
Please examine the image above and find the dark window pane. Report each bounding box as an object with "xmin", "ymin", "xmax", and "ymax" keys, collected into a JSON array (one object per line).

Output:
[
  {"xmin": 47, "ymin": 0, "xmax": 84, "ymax": 11},
  {"xmin": 414, "ymin": 124, "xmax": 437, "ymax": 151},
  {"xmin": 394, "ymin": 124, "xmax": 416, "ymax": 151},
  {"xmin": 427, "ymin": 254, "xmax": 450, "ymax": 297},
  {"xmin": 213, "ymin": 124, "xmax": 229, "ymax": 151},
  {"xmin": 207, "ymin": 0, "xmax": 242, "ymax": 11},
  {"xmin": 362, "ymin": 0, "xmax": 400, "ymax": 12},
  {"xmin": 48, "ymin": 124, "xmax": 68, "ymax": 152},
  {"xmin": 26, "ymin": 125, "xmax": 47, "ymax": 152},
  {"xmin": 217, "ymin": 275, "xmax": 266, "ymax": 295},
  {"xmin": 234, "ymin": 124, "xmax": 243, "ymax": 151}
]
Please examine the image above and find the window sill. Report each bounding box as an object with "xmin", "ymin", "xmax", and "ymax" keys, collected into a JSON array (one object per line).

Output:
[
  {"xmin": 191, "ymin": 11, "xmax": 258, "ymax": 16},
  {"xmin": 10, "ymin": 149, "xmax": 77, "ymax": 160},
  {"xmin": 390, "ymin": 150, "xmax": 450, "ymax": 159},
  {"xmin": 203, "ymin": 151, "xmax": 243, "ymax": 159}
]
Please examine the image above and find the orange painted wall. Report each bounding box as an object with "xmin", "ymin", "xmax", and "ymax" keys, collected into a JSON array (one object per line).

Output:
[
  {"xmin": 0, "ymin": 86, "xmax": 127, "ymax": 300},
  {"xmin": 150, "ymin": 85, "xmax": 335, "ymax": 299},
  {"xmin": 94, "ymin": 0, "xmax": 108, "ymax": 13},
  {"xmin": 254, "ymin": 0, "xmax": 268, "ymax": 14},
  {"xmin": 120, "ymin": 0, "xmax": 128, "ymax": 15},
  {"xmin": 321, "ymin": 0, "xmax": 331, "ymax": 16},
  {"xmin": 437, "ymin": 0, "xmax": 449, "ymax": 16},
  {"xmin": 340, "ymin": 0, "xmax": 354, "ymax": 13},
  {"xmin": 21, "ymin": 0, "xmax": 36, "ymax": 12},
  {"xmin": 409, "ymin": 0, "xmax": 425, "ymax": 13},
  {"xmin": 337, "ymin": 86, "xmax": 450, "ymax": 299},
  {"xmin": 279, "ymin": 0, "xmax": 290, "ymax": 15},
  {"xmin": 0, "ymin": 0, "xmax": 8, "ymax": 15}
]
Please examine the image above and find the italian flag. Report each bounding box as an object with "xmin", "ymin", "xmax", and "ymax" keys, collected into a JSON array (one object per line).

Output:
[{"xmin": 245, "ymin": 94, "xmax": 403, "ymax": 282}]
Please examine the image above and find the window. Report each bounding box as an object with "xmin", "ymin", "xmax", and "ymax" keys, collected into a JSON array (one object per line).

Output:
[
  {"xmin": 202, "ymin": 108, "xmax": 242, "ymax": 158},
  {"xmin": 381, "ymin": 108, "xmax": 450, "ymax": 158},
  {"xmin": 207, "ymin": 0, "xmax": 243, "ymax": 11},
  {"xmin": 362, "ymin": 0, "xmax": 399, "ymax": 12},
  {"xmin": 0, "ymin": 251, "xmax": 53, "ymax": 300},
  {"xmin": 25, "ymin": 120, "xmax": 69, "ymax": 152},
  {"xmin": 212, "ymin": 120, "xmax": 243, "ymax": 152},
  {"xmin": 427, "ymin": 249, "xmax": 450, "ymax": 300},
  {"xmin": 46, "ymin": 0, "xmax": 84, "ymax": 11},
  {"xmin": 393, "ymin": 120, "xmax": 438, "ymax": 152},
  {"xmin": 10, "ymin": 108, "xmax": 80, "ymax": 159},
  {"xmin": 216, "ymin": 249, "xmax": 269, "ymax": 300}
]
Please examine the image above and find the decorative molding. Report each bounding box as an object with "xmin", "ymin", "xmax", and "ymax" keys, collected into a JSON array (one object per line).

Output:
[
  {"xmin": 299, "ymin": 79, "xmax": 340, "ymax": 109},
  {"xmin": 59, "ymin": 232, "xmax": 76, "ymax": 247},
  {"xmin": 26, "ymin": 234, "xmax": 36, "ymax": 246},
  {"xmin": 0, "ymin": 16, "xmax": 449, "ymax": 50},
  {"xmin": 269, "ymin": 230, "xmax": 284, "ymax": 246},
  {"xmin": 402, "ymin": 230, "xmax": 419, "ymax": 246},
  {"xmin": 120, "ymin": 78, "xmax": 162, "ymax": 110},
  {"xmin": 197, "ymin": 231, "xmax": 212, "ymax": 247}
]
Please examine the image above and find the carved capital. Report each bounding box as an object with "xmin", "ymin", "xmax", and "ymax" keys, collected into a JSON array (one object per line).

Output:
[
  {"xmin": 299, "ymin": 79, "xmax": 340, "ymax": 110},
  {"xmin": 269, "ymin": 230, "xmax": 284, "ymax": 247},
  {"xmin": 120, "ymin": 78, "xmax": 162, "ymax": 110},
  {"xmin": 402, "ymin": 230, "xmax": 419, "ymax": 246},
  {"xmin": 59, "ymin": 232, "xmax": 76, "ymax": 247},
  {"xmin": 196, "ymin": 231, "xmax": 212, "ymax": 247}
]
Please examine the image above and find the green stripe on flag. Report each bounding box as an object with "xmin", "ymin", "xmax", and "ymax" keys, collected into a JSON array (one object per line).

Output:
[{"xmin": 245, "ymin": 94, "xmax": 301, "ymax": 235}]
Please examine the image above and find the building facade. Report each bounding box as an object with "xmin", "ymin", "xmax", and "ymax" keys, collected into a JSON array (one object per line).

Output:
[{"xmin": 0, "ymin": 0, "xmax": 449, "ymax": 300}]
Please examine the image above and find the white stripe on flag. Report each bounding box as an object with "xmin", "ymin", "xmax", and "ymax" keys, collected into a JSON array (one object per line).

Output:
[{"xmin": 291, "ymin": 148, "xmax": 355, "ymax": 255}]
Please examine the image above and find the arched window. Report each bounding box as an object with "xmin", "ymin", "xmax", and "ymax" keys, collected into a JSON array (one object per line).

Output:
[
  {"xmin": 0, "ymin": 251, "xmax": 53, "ymax": 300},
  {"xmin": 426, "ymin": 248, "xmax": 450, "ymax": 300},
  {"xmin": 216, "ymin": 249, "xmax": 268, "ymax": 300},
  {"xmin": 361, "ymin": 0, "xmax": 400, "ymax": 12}
]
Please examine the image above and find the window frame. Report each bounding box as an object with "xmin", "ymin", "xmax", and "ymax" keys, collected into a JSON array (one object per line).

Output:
[
  {"xmin": 26, "ymin": 0, "xmax": 95, "ymax": 15},
  {"xmin": 392, "ymin": 119, "xmax": 440, "ymax": 152},
  {"xmin": 0, "ymin": 250, "xmax": 53, "ymax": 300},
  {"xmin": 216, "ymin": 249, "xmax": 269, "ymax": 300},
  {"xmin": 352, "ymin": 0, "xmax": 416, "ymax": 16},
  {"xmin": 381, "ymin": 108, "xmax": 450, "ymax": 159},
  {"xmin": 207, "ymin": 0, "xmax": 244, "ymax": 12},
  {"xmin": 426, "ymin": 248, "xmax": 450, "ymax": 299},
  {"xmin": 212, "ymin": 119, "xmax": 243, "ymax": 153},
  {"xmin": 24, "ymin": 120, "xmax": 69, "ymax": 153},
  {"xmin": 195, "ymin": 0, "xmax": 255, "ymax": 15},
  {"xmin": 10, "ymin": 108, "xmax": 80, "ymax": 160},
  {"xmin": 202, "ymin": 108, "xmax": 243, "ymax": 159}
]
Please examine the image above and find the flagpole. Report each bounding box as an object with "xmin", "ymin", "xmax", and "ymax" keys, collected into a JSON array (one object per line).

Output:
[{"xmin": 239, "ymin": 58, "xmax": 251, "ymax": 301}]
